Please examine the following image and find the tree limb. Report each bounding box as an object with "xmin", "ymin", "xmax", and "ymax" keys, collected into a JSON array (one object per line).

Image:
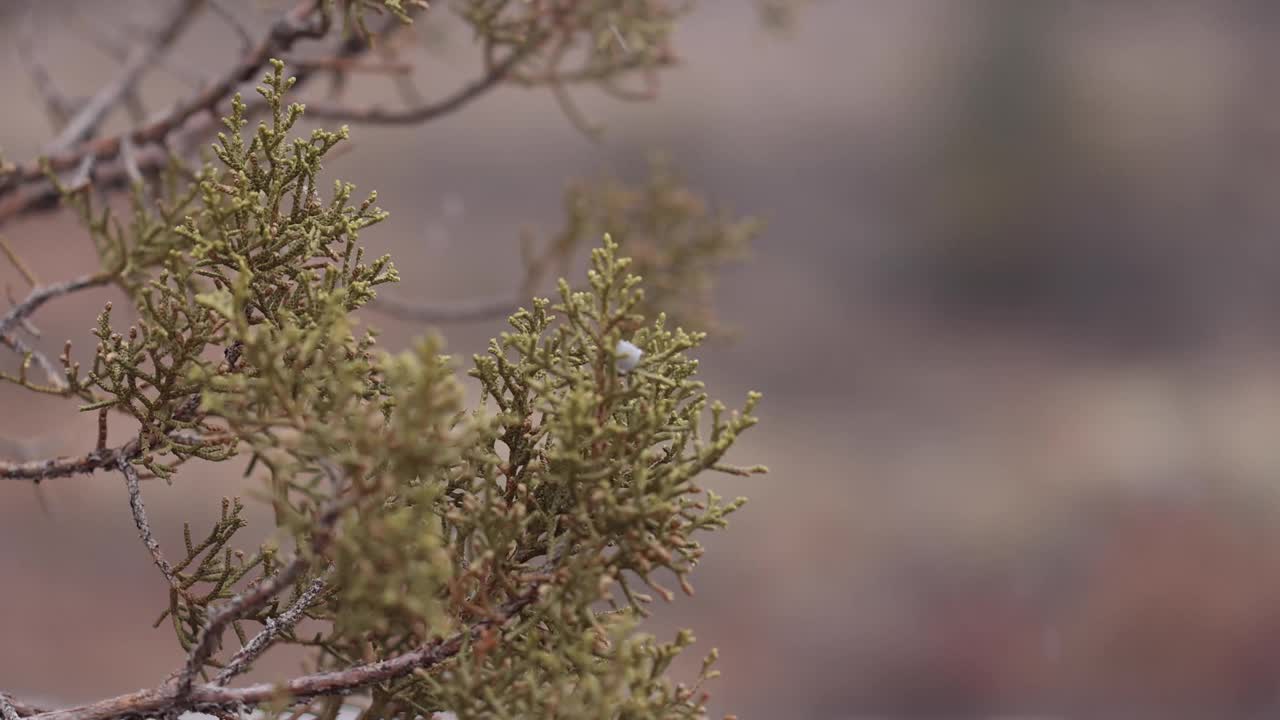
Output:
[
  {"xmin": 0, "ymin": 437, "xmax": 141, "ymax": 482},
  {"xmin": 46, "ymin": 0, "xmax": 207, "ymax": 155}
]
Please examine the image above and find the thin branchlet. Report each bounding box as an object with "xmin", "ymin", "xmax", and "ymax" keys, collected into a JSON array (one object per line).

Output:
[
  {"xmin": 121, "ymin": 456, "xmax": 179, "ymax": 587},
  {"xmin": 0, "ymin": 271, "xmax": 113, "ymax": 339},
  {"xmin": 214, "ymin": 573, "xmax": 330, "ymax": 685}
]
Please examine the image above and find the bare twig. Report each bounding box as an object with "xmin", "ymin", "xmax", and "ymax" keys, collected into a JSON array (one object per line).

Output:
[
  {"xmin": 31, "ymin": 587, "xmax": 541, "ymax": 720},
  {"xmin": 0, "ymin": 2, "xmax": 410, "ymax": 228},
  {"xmin": 4, "ymin": 299, "xmax": 42, "ymax": 338},
  {"xmin": 302, "ymin": 42, "xmax": 540, "ymax": 125},
  {"xmin": 0, "ymin": 0, "xmax": 328, "ymax": 203},
  {"xmin": 65, "ymin": 155, "xmax": 96, "ymax": 193},
  {"xmin": 208, "ymin": 0, "xmax": 253, "ymax": 52},
  {"xmin": 120, "ymin": 456, "xmax": 179, "ymax": 588},
  {"xmin": 284, "ymin": 56, "xmax": 412, "ymax": 75},
  {"xmin": 17, "ymin": 8, "xmax": 78, "ymax": 129},
  {"xmin": 0, "ymin": 271, "xmax": 113, "ymax": 340},
  {"xmin": 118, "ymin": 136, "xmax": 143, "ymax": 186},
  {"xmin": 384, "ymin": 54, "xmax": 426, "ymax": 108},
  {"xmin": 71, "ymin": 11, "xmax": 207, "ymax": 89},
  {"xmin": 46, "ymin": 0, "xmax": 207, "ymax": 155},
  {"xmin": 544, "ymin": 35, "xmax": 602, "ymax": 140},
  {"xmin": 213, "ymin": 573, "xmax": 330, "ymax": 685},
  {"xmin": 0, "ymin": 235, "xmax": 39, "ymax": 287},
  {"xmin": 367, "ymin": 230, "xmax": 569, "ymax": 324},
  {"xmin": 0, "ymin": 333, "xmax": 66, "ymax": 391}
]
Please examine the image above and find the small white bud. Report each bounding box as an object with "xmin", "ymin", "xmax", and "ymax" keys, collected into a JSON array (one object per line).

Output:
[{"xmin": 615, "ymin": 339, "xmax": 643, "ymax": 374}]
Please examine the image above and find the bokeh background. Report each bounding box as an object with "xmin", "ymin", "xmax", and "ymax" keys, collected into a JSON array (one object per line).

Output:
[{"xmin": 8, "ymin": 1, "xmax": 1280, "ymax": 718}]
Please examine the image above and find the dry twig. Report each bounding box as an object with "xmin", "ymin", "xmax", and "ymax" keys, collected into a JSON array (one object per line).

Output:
[
  {"xmin": 120, "ymin": 456, "xmax": 179, "ymax": 588},
  {"xmin": 0, "ymin": 334, "xmax": 61, "ymax": 389},
  {"xmin": 213, "ymin": 574, "xmax": 330, "ymax": 685},
  {"xmin": 46, "ymin": 0, "xmax": 207, "ymax": 155},
  {"xmin": 16, "ymin": 9, "xmax": 78, "ymax": 129},
  {"xmin": 0, "ymin": 272, "xmax": 113, "ymax": 340},
  {"xmin": 303, "ymin": 42, "xmax": 539, "ymax": 125},
  {"xmin": 0, "ymin": 0, "xmax": 329, "ymax": 223},
  {"xmin": 30, "ymin": 587, "xmax": 540, "ymax": 720},
  {"xmin": 0, "ymin": 437, "xmax": 143, "ymax": 482},
  {"xmin": 0, "ymin": 2, "xmax": 404, "ymax": 228}
]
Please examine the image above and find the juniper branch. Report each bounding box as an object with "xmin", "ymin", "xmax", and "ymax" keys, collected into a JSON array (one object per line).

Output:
[
  {"xmin": 2, "ymin": 323, "xmax": 242, "ymax": 479},
  {"xmin": 1, "ymin": 7, "xmax": 763, "ymax": 717},
  {"xmin": 176, "ymin": 488, "xmax": 345, "ymax": 698}
]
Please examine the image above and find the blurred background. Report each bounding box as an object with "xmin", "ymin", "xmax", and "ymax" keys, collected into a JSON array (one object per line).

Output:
[{"xmin": 8, "ymin": 1, "xmax": 1280, "ymax": 717}]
